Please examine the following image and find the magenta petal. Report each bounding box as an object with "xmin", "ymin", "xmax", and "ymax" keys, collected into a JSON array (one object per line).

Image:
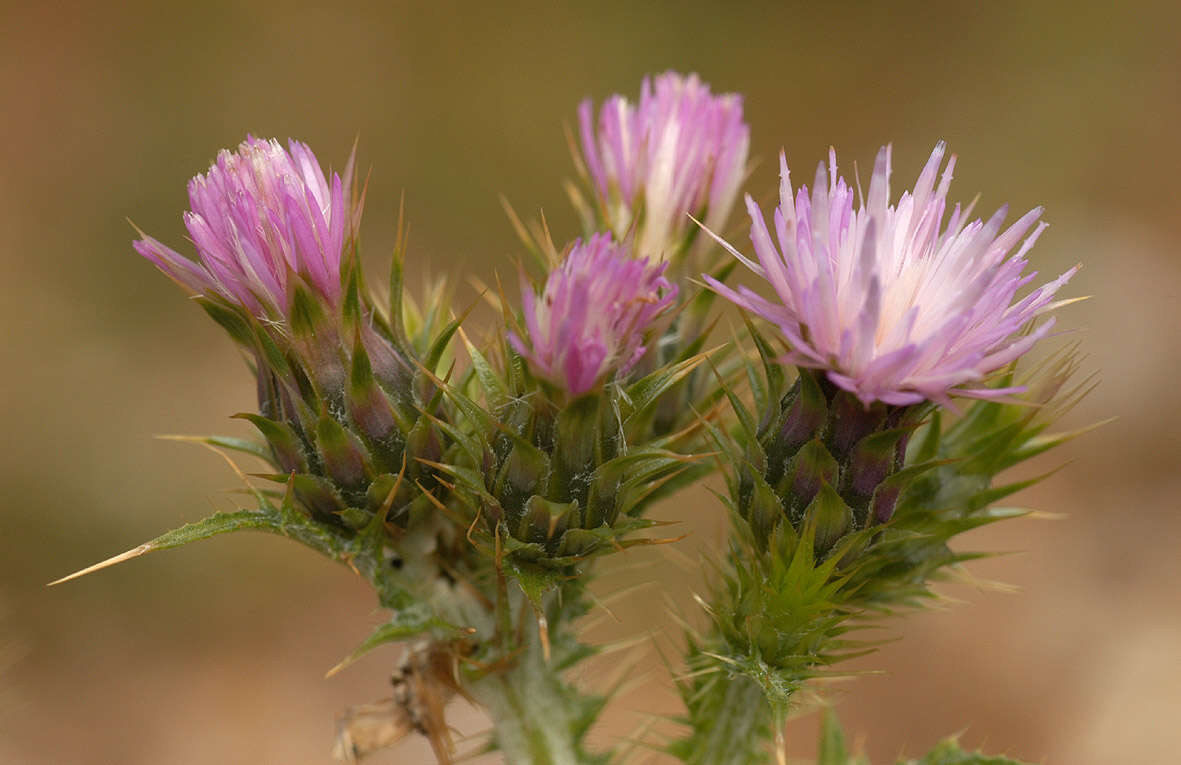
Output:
[
  {"xmin": 512, "ymin": 234, "xmax": 675, "ymax": 395},
  {"xmin": 133, "ymin": 236, "xmax": 213, "ymax": 294},
  {"xmin": 133, "ymin": 136, "xmax": 354, "ymax": 321},
  {"xmin": 577, "ymin": 71, "xmax": 750, "ymax": 259},
  {"xmin": 578, "ymin": 99, "xmax": 608, "ymax": 197},
  {"xmin": 706, "ymin": 142, "xmax": 1076, "ymax": 406}
]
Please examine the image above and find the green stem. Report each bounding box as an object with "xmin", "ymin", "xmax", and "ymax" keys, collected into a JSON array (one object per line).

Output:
[
  {"xmin": 466, "ymin": 621, "xmax": 600, "ymax": 765},
  {"xmin": 387, "ymin": 523, "xmax": 603, "ymax": 764},
  {"xmin": 676, "ymin": 663, "xmax": 775, "ymax": 765}
]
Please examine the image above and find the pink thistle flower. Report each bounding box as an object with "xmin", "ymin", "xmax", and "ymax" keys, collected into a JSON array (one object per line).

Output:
[
  {"xmin": 133, "ymin": 136, "xmax": 353, "ymax": 317},
  {"xmin": 510, "ymin": 234, "xmax": 678, "ymax": 396},
  {"xmin": 578, "ymin": 72, "xmax": 749, "ymax": 261},
  {"xmin": 705, "ymin": 143, "xmax": 1078, "ymax": 407}
]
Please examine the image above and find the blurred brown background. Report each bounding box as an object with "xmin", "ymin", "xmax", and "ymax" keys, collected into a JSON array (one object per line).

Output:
[{"xmin": 2, "ymin": 1, "xmax": 1179, "ymax": 763}]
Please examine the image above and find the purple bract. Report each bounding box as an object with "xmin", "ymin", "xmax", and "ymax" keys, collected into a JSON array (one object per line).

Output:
[{"xmin": 705, "ymin": 143, "xmax": 1077, "ymax": 407}]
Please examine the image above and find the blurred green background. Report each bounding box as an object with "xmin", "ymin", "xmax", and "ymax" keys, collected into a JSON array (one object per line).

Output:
[{"xmin": 3, "ymin": 1, "xmax": 1179, "ymax": 762}]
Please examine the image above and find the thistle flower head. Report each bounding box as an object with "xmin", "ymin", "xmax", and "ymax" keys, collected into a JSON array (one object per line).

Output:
[
  {"xmin": 510, "ymin": 234, "xmax": 677, "ymax": 396},
  {"xmin": 578, "ymin": 72, "xmax": 749, "ymax": 261},
  {"xmin": 706, "ymin": 143, "xmax": 1077, "ymax": 407},
  {"xmin": 130, "ymin": 137, "xmax": 449, "ymax": 529},
  {"xmin": 134, "ymin": 135, "xmax": 353, "ymax": 317}
]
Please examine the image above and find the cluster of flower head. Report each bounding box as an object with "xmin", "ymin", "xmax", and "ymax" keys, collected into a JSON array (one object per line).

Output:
[
  {"xmin": 134, "ymin": 72, "xmax": 1074, "ymax": 411},
  {"xmin": 118, "ymin": 72, "xmax": 1089, "ymax": 765}
]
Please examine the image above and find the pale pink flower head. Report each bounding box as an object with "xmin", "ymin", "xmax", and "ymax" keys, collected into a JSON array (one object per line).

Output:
[
  {"xmin": 510, "ymin": 234, "xmax": 678, "ymax": 396},
  {"xmin": 578, "ymin": 72, "xmax": 749, "ymax": 262},
  {"xmin": 705, "ymin": 143, "xmax": 1077, "ymax": 407},
  {"xmin": 133, "ymin": 136, "xmax": 353, "ymax": 317}
]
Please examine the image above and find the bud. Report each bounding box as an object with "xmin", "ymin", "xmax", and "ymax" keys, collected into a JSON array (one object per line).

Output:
[
  {"xmin": 134, "ymin": 136, "xmax": 351, "ymax": 315},
  {"xmin": 431, "ymin": 241, "xmax": 694, "ymax": 573},
  {"xmin": 467, "ymin": 384, "xmax": 686, "ymax": 567},
  {"xmin": 577, "ymin": 72, "xmax": 749, "ymax": 263},
  {"xmin": 508, "ymin": 234, "xmax": 676, "ymax": 397},
  {"xmin": 133, "ymin": 136, "xmax": 444, "ymax": 530}
]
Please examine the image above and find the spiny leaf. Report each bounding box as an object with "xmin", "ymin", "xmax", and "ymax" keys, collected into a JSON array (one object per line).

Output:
[
  {"xmin": 460, "ymin": 327, "xmax": 509, "ymax": 406},
  {"xmin": 710, "ymin": 357, "xmax": 758, "ymax": 444},
  {"xmin": 745, "ymin": 318, "xmax": 785, "ymax": 404},
  {"xmin": 999, "ymin": 417, "xmax": 1114, "ymax": 468},
  {"xmin": 48, "ymin": 508, "xmax": 316, "ymax": 586},
  {"xmin": 911, "ymin": 410, "xmax": 943, "ymax": 464},
  {"xmin": 423, "ymin": 299, "xmax": 475, "ymax": 376},
  {"xmin": 622, "ymin": 349, "xmax": 718, "ymax": 421},
  {"xmin": 194, "ymin": 296, "xmax": 254, "ymax": 346},
  {"xmin": 326, "ymin": 604, "xmax": 465, "ymax": 677},
  {"xmin": 504, "ymin": 558, "xmax": 564, "ymax": 613},
  {"xmin": 156, "ymin": 433, "xmax": 273, "ymax": 464},
  {"xmin": 898, "ymin": 737, "xmax": 1029, "ymax": 765}
]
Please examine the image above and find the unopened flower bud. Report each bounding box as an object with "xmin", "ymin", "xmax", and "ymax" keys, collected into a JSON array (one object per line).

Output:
[{"xmin": 135, "ymin": 136, "xmax": 443, "ymax": 530}]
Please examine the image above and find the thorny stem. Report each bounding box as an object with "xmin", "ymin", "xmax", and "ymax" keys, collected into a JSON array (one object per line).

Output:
[
  {"xmin": 464, "ymin": 593, "xmax": 598, "ymax": 765},
  {"xmin": 679, "ymin": 670, "xmax": 775, "ymax": 765},
  {"xmin": 376, "ymin": 522, "xmax": 600, "ymax": 764}
]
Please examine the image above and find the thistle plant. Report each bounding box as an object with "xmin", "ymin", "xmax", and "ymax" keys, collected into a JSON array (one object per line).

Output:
[{"xmin": 55, "ymin": 73, "xmax": 1094, "ymax": 765}]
